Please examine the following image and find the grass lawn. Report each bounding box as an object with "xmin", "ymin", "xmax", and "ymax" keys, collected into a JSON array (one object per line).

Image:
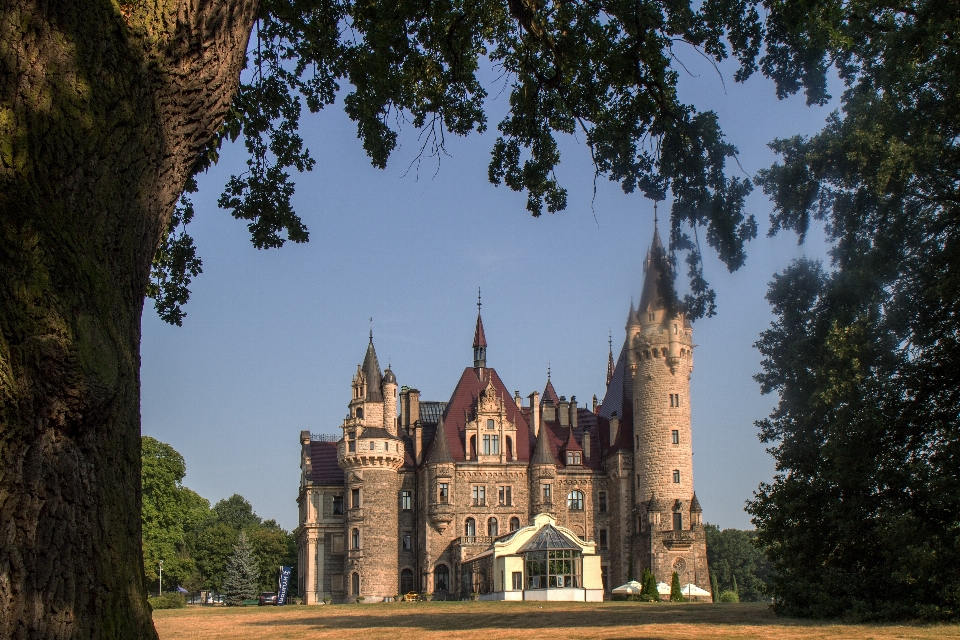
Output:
[{"xmin": 153, "ymin": 601, "xmax": 960, "ymax": 640}]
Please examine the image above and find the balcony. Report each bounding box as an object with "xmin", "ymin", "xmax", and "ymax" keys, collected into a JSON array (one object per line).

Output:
[
  {"xmin": 661, "ymin": 530, "xmax": 696, "ymax": 548},
  {"xmin": 455, "ymin": 536, "xmax": 493, "ymax": 547},
  {"xmin": 428, "ymin": 503, "xmax": 455, "ymax": 533}
]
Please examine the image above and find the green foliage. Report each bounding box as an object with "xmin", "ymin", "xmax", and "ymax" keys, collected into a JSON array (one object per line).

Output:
[
  {"xmin": 711, "ymin": 573, "xmax": 720, "ymax": 603},
  {"xmin": 669, "ymin": 571, "xmax": 684, "ymax": 602},
  {"xmin": 640, "ymin": 567, "xmax": 660, "ymax": 602},
  {"xmin": 146, "ymin": 177, "xmax": 202, "ymax": 325},
  {"xmin": 150, "ymin": 0, "xmax": 774, "ymax": 324},
  {"xmin": 148, "ymin": 592, "xmax": 186, "ymax": 610},
  {"xmin": 718, "ymin": 590, "xmax": 739, "ymax": 603},
  {"xmin": 223, "ymin": 531, "xmax": 261, "ymax": 605},
  {"xmin": 704, "ymin": 524, "xmax": 770, "ymax": 603}
]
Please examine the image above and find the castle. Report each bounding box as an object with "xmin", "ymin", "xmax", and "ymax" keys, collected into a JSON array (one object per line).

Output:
[{"xmin": 297, "ymin": 226, "xmax": 710, "ymax": 602}]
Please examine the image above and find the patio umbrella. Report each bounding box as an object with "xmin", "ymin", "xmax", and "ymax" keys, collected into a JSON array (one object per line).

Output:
[
  {"xmin": 682, "ymin": 584, "xmax": 711, "ymax": 597},
  {"xmin": 611, "ymin": 580, "xmax": 643, "ymax": 595},
  {"xmin": 656, "ymin": 582, "xmax": 671, "ymax": 596},
  {"xmin": 175, "ymin": 586, "xmax": 189, "ymax": 594}
]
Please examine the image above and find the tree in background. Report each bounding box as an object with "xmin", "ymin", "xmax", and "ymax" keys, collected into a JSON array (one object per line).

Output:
[
  {"xmin": 711, "ymin": 573, "xmax": 720, "ymax": 603},
  {"xmin": 669, "ymin": 571, "xmax": 684, "ymax": 602},
  {"xmin": 222, "ymin": 532, "xmax": 260, "ymax": 606},
  {"xmin": 704, "ymin": 524, "xmax": 771, "ymax": 602}
]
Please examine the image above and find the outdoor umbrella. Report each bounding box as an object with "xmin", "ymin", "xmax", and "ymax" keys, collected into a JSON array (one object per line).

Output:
[
  {"xmin": 682, "ymin": 584, "xmax": 711, "ymax": 597},
  {"xmin": 611, "ymin": 581, "xmax": 643, "ymax": 595}
]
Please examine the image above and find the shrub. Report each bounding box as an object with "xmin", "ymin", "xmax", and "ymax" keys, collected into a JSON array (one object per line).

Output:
[
  {"xmin": 641, "ymin": 568, "xmax": 660, "ymax": 602},
  {"xmin": 149, "ymin": 592, "xmax": 186, "ymax": 609},
  {"xmin": 719, "ymin": 590, "xmax": 739, "ymax": 603},
  {"xmin": 669, "ymin": 571, "xmax": 685, "ymax": 602}
]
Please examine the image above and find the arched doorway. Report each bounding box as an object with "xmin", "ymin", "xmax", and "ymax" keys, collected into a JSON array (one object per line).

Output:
[{"xmin": 400, "ymin": 568, "xmax": 414, "ymax": 594}]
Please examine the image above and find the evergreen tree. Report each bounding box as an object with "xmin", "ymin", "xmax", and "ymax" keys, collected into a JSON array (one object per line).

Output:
[
  {"xmin": 670, "ymin": 571, "xmax": 684, "ymax": 602},
  {"xmin": 711, "ymin": 573, "xmax": 720, "ymax": 603},
  {"xmin": 642, "ymin": 568, "xmax": 661, "ymax": 602},
  {"xmin": 222, "ymin": 532, "xmax": 260, "ymax": 606}
]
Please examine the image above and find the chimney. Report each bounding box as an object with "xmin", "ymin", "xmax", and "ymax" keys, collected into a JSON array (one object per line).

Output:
[
  {"xmin": 570, "ymin": 396, "xmax": 578, "ymax": 430},
  {"xmin": 542, "ymin": 399, "xmax": 555, "ymax": 422},
  {"xmin": 592, "ymin": 394, "xmax": 598, "ymax": 414},
  {"xmin": 514, "ymin": 390, "xmax": 522, "ymax": 408},
  {"xmin": 529, "ymin": 391, "xmax": 540, "ymax": 437},
  {"xmin": 609, "ymin": 413, "xmax": 620, "ymax": 447},
  {"xmin": 558, "ymin": 397, "xmax": 569, "ymax": 427},
  {"xmin": 583, "ymin": 431, "xmax": 591, "ymax": 459},
  {"xmin": 414, "ymin": 422, "xmax": 423, "ymax": 465},
  {"xmin": 300, "ymin": 430, "xmax": 311, "ymax": 446},
  {"xmin": 409, "ymin": 389, "xmax": 421, "ymax": 425}
]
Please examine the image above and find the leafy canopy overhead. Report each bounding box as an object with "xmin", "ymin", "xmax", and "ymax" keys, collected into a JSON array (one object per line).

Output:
[{"xmin": 149, "ymin": 0, "xmax": 790, "ymax": 324}]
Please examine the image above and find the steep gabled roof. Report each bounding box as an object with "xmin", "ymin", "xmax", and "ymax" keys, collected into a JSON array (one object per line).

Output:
[
  {"xmin": 436, "ymin": 367, "xmax": 530, "ymax": 461},
  {"xmin": 561, "ymin": 427, "xmax": 582, "ymax": 454},
  {"xmin": 542, "ymin": 379, "xmax": 561, "ymax": 406}
]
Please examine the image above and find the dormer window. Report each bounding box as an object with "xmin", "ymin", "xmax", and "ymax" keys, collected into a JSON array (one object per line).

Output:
[
  {"xmin": 486, "ymin": 419, "xmax": 495, "ymax": 430},
  {"xmin": 566, "ymin": 452, "xmax": 581, "ymax": 465}
]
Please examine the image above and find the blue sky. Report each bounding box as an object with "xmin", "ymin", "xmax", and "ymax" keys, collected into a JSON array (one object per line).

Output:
[{"xmin": 140, "ymin": 45, "xmax": 836, "ymax": 532}]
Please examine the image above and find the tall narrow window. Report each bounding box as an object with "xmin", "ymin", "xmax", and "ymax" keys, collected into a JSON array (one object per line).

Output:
[
  {"xmin": 472, "ymin": 485, "xmax": 486, "ymax": 506},
  {"xmin": 333, "ymin": 495, "xmax": 344, "ymax": 515},
  {"xmin": 434, "ymin": 564, "xmax": 450, "ymax": 591},
  {"xmin": 487, "ymin": 517, "xmax": 498, "ymax": 537},
  {"xmin": 673, "ymin": 469, "xmax": 681, "ymax": 483},
  {"xmin": 465, "ymin": 518, "xmax": 476, "ymax": 538},
  {"xmin": 482, "ymin": 434, "xmax": 491, "ymax": 455},
  {"xmin": 400, "ymin": 568, "xmax": 414, "ymax": 593},
  {"xmin": 352, "ymin": 572, "xmax": 360, "ymax": 595},
  {"xmin": 506, "ymin": 436, "xmax": 513, "ymax": 460},
  {"xmin": 402, "ymin": 532, "xmax": 412, "ymax": 551},
  {"xmin": 599, "ymin": 529, "xmax": 608, "ymax": 549},
  {"xmin": 438, "ymin": 483, "xmax": 449, "ymax": 503},
  {"xmin": 673, "ymin": 513, "xmax": 682, "ymax": 531},
  {"xmin": 509, "ymin": 517, "xmax": 521, "ymax": 532},
  {"xmin": 352, "ymin": 528, "xmax": 360, "ymax": 549},
  {"xmin": 637, "ymin": 474, "xmax": 641, "ymax": 488},
  {"xmin": 498, "ymin": 486, "xmax": 512, "ymax": 506},
  {"xmin": 672, "ymin": 430, "xmax": 679, "ymax": 445},
  {"xmin": 542, "ymin": 484, "xmax": 552, "ymax": 502},
  {"xmin": 598, "ymin": 492, "xmax": 607, "ymax": 512},
  {"xmin": 351, "ymin": 488, "xmax": 360, "ymax": 509},
  {"xmin": 492, "ymin": 434, "xmax": 500, "ymax": 454},
  {"xmin": 401, "ymin": 490, "xmax": 412, "ymax": 510},
  {"xmin": 348, "ymin": 436, "xmax": 356, "ymax": 453}
]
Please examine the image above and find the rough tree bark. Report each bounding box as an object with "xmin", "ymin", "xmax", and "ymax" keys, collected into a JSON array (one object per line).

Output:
[{"xmin": 0, "ymin": 1, "xmax": 257, "ymax": 637}]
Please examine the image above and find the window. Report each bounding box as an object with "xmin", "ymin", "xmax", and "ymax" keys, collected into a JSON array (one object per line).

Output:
[
  {"xmin": 487, "ymin": 419, "xmax": 495, "ymax": 430},
  {"xmin": 598, "ymin": 492, "xmax": 607, "ymax": 512},
  {"xmin": 482, "ymin": 434, "xmax": 500, "ymax": 455},
  {"xmin": 472, "ymin": 485, "xmax": 486, "ymax": 506},
  {"xmin": 498, "ymin": 485, "xmax": 512, "ymax": 506},
  {"xmin": 566, "ymin": 451, "xmax": 581, "ymax": 465},
  {"xmin": 351, "ymin": 572, "xmax": 360, "ymax": 595},
  {"xmin": 673, "ymin": 513, "xmax": 682, "ymax": 531},
  {"xmin": 567, "ymin": 490, "xmax": 584, "ymax": 510},
  {"xmin": 648, "ymin": 313, "xmax": 655, "ymax": 321},
  {"xmin": 669, "ymin": 393, "xmax": 681, "ymax": 407},
  {"xmin": 465, "ymin": 518, "xmax": 476, "ymax": 538},
  {"xmin": 438, "ymin": 483, "xmax": 449, "ymax": 503},
  {"xmin": 351, "ymin": 488, "xmax": 360, "ymax": 508},
  {"xmin": 469, "ymin": 435, "xmax": 477, "ymax": 458},
  {"xmin": 402, "ymin": 532, "xmax": 412, "ymax": 551},
  {"xmin": 525, "ymin": 549, "xmax": 582, "ymax": 589},
  {"xmin": 637, "ymin": 474, "xmax": 641, "ymax": 488},
  {"xmin": 599, "ymin": 528, "xmax": 608, "ymax": 549},
  {"xmin": 506, "ymin": 436, "xmax": 513, "ymax": 460},
  {"xmin": 332, "ymin": 534, "xmax": 344, "ymax": 554},
  {"xmin": 333, "ymin": 495, "xmax": 344, "ymax": 515},
  {"xmin": 369, "ymin": 440, "xmax": 375, "ymax": 450},
  {"xmin": 672, "ymin": 430, "xmax": 679, "ymax": 445},
  {"xmin": 673, "ymin": 469, "xmax": 681, "ymax": 483},
  {"xmin": 509, "ymin": 517, "xmax": 520, "ymax": 532},
  {"xmin": 356, "ymin": 407, "xmax": 363, "ymax": 418},
  {"xmin": 434, "ymin": 564, "xmax": 450, "ymax": 591},
  {"xmin": 348, "ymin": 436, "xmax": 356, "ymax": 453},
  {"xmin": 352, "ymin": 528, "xmax": 360, "ymax": 549},
  {"xmin": 542, "ymin": 484, "xmax": 552, "ymax": 501},
  {"xmin": 400, "ymin": 568, "xmax": 414, "ymax": 594},
  {"xmin": 487, "ymin": 517, "xmax": 498, "ymax": 537},
  {"xmin": 401, "ymin": 490, "xmax": 412, "ymax": 510},
  {"xmin": 512, "ymin": 572, "xmax": 523, "ymax": 590}
]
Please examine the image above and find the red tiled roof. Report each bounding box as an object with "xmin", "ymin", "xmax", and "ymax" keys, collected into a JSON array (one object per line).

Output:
[
  {"xmin": 541, "ymin": 379, "xmax": 560, "ymax": 406},
  {"xmin": 436, "ymin": 367, "xmax": 529, "ymax": 461},
  {"xmin": 473, "ymin": 314, "xmax": 487, "ymax": 348},
  {"xmin": 308, "ymin": 441, "xmax": 344, "ymax": 485}
]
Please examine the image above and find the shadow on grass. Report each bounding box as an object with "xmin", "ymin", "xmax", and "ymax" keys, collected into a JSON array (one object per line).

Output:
[{"xmin": 244, "ymin": 601, "xmax": 813, "ymax": 634}]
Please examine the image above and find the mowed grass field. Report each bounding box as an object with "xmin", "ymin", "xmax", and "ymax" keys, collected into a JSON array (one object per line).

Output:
[{"xmin": 153, "ymin": 601, "xmax": 960, "ymax": 640}]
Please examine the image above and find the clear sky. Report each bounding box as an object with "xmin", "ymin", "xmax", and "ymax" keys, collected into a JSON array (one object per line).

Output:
[{"xmin": 140, "ymin": 45, "xmax": 836, "ymax": 532}]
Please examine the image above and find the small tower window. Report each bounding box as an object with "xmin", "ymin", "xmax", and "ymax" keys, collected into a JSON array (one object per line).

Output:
[
  {"xmin": 673, "ymin": 513, "xmax": 683, "ymax": 530},
  {"xmin": 401, "ymin": 491, "xmax": 412, "ymax": 510},
  {"xmin": 369, "ymin": 441, "xmax": 375, "ymax": 451},
  {"xmin": 438, "ymin": 483, "xmax": 449, "ymax": 503},
  {"xmin": 649, "ymin": 313, "xmax": 655, "ymax": 321},
  {"xmin": 487, "ymin": 419, "xmax": 495, "ymax": 430},
  {"xmin": 356, "ymin": 407, "xmax": 363, "ymax": 418},
  {"xmin": 672, "ymin": 430, "xmax": 679, "ymax": 445},
  {"xmin": 352, "ymin": 572, "xmax": 360, "ymax": 595},
  {"xmin": 541, "ymin": 484, "xmax": 552, "ymax": 501},
  {"xmin": 566, "ymin": 452, "xmax": 581, "ymax": 465},
  {"xmin": 673, "ymin": 470, "xmax": 681, "ymax": 483},
  {"xmin": 351, "ymin": 488, "xmax": 360, "ymax": 508},
  {"xmin": 352, "ymin": 528, "xmax": 360, "ymax": 549}
]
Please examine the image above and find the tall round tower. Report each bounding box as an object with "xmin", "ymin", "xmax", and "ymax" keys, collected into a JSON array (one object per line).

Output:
[
  {"xmin": 339, "ymin": 336, "xmax": 405, "ymax": 602},
  {"xmin": 632, "ymin": 227, "xmax": 695, "ymax": 523}
]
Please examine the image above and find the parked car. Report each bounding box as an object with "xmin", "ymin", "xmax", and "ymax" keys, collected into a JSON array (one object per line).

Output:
[{"xmin": 258, "ymin": 592, "xmax": 277, "ymax": 606}]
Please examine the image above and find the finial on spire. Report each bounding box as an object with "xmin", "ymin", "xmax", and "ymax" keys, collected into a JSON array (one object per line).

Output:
[
  {"xmin": 547, "ymin": 363, "xmax": 551, "ymax": 381},
  {"xmin": 369, "ymin": 317, "xmax": 373, "ymax": 343},
  {"xmin": 477, "ymin": 287, "xmax": 482, "ymax": 315},
  {"xmin": 653, "ymin": 200, "xmax": 658, "ymax": 228},
  {"xmin": 473, "ymin": 292, "xmax": 487, "ymax": 369}
]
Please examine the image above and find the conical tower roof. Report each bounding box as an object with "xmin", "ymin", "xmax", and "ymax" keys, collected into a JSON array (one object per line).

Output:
[
  {"xmin": 626, "ymin": 300, "xmax": 640, "ymax": 328},
  {"xmin": 473, "ymin": 313, "xmax": 487, "ymax": 348},
  {"xmin": 647, "ymin": 491, "xmax": 664, "ymax": 512},
  {"xmin": 361, "ymin": 335, "xmax": 383, "ymax": 402},
  {"xmin": 606, "ymin": 333, "xmax": 615, "ymax": 386},
  {"xmin": 638, "ymin": 225, "xmax": 673, "ymax": 313},
  {"xmin": 531, "ymin": 419, "xmax": 556, "ymax": 466},
  {"xmin": 690, "ymin": 492, "xmax": 702, "ymax": 513},
  {"xmin": 426, "ymin": 416, "xmax": 454, "ymax": 464}
]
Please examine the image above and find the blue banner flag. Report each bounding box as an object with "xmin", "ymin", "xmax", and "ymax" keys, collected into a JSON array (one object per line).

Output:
[{"xmin": 277, "ymin": 566, "xmax": 292, "ymax": 605}]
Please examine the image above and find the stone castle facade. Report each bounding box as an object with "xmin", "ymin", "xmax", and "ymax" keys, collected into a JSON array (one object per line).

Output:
[{"xmin": 297, "ymin": 226, "xmax": 710, "ymax": 602}]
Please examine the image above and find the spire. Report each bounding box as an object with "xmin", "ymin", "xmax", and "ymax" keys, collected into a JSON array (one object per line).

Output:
[
  {"xmin": 473, "ymin": 288, "xmax": 487, "ymax": 369},
  {"xmin": 361, "ymin": 335, "xmax": 383, "ymax": 402},
  {"xmin": 638, "ymin": 213, "xmax": 673, "ymax": 314},
  {"xmin": 690, "ymin": 492, "xmax": 702, "ymax": 513},
  {"xmin": 531, "ymin": 418, "xmax": 555, "ymax": 465},
  {"xmin": 426, "ymin": 416, "xmax": 454, "ymax": 464},
  {"xmin": 606, "ymin": 331, "xmax": 615, "ymax": 386},
  {"xmin": 626, "ymin": 299, "xmax": 640, "ymax": 329}
]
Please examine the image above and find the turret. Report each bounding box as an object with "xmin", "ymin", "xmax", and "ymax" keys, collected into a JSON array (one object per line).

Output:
[
  {"xmin": 425, "ymin": 417, "xmax": 455, "ymax": 533},
  {"xmin": 529, "ymin": 410, "xmax": 556, "ymax": 514},
  {"xmin": 382, "ymin": 367, "xmax": 397, "ymax": 436},
  {"xmin": 473, "ymin": 290, "xmax": 487, "ymax": 372}
]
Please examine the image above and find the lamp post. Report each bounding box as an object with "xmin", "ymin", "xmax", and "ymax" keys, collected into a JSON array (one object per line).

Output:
[{"xmin": 159, "ymin": 560, "xmax": 164, "ymax": 596}]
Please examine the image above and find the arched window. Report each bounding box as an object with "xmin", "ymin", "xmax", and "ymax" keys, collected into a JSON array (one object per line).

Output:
[
  {"xmin": 400, "ymin": 568, "xmax": 414, "ymax": 594},
  {"xmin": 352, "ymin": 528, "xmax": 360, "ymax": 549},
  {"xmin": 352, "ymin": 572, "xmax": 360, "ymax": 595},
  {"xmin": 509, "ymin": 517, "xmax": 521, "ymax": 532},
  {"xmin": 488, "ymin": 517, "xmax": 498, "ymax": 537},
  {"xmin": 434, "ymin": 564, "xmax": 450, "ymax": 591},
  {"xmin": 465, "ymin": 517, "xmax": 476, "ymax": 538},
  {"xmin": 356, "ymin": 407, "xmax": 363, "ymax": 418},
  {"xmin": 567, "ymin": 490, "xmax": 584, "ymax": 510}
]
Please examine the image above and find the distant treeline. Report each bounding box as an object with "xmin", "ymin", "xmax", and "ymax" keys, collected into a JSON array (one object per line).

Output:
[
  {"xmin": 141, "ymin": 437, "xmax": 297, "ymax": 595},
  {"xmin": 705, "ymin": 524, "xmax": 772, "ymax": 602}
]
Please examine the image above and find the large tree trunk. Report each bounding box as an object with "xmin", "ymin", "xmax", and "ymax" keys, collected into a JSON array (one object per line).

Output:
[{"xmin": 0, "ymin": 1, "xmax": 257, "ymax": 637}]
